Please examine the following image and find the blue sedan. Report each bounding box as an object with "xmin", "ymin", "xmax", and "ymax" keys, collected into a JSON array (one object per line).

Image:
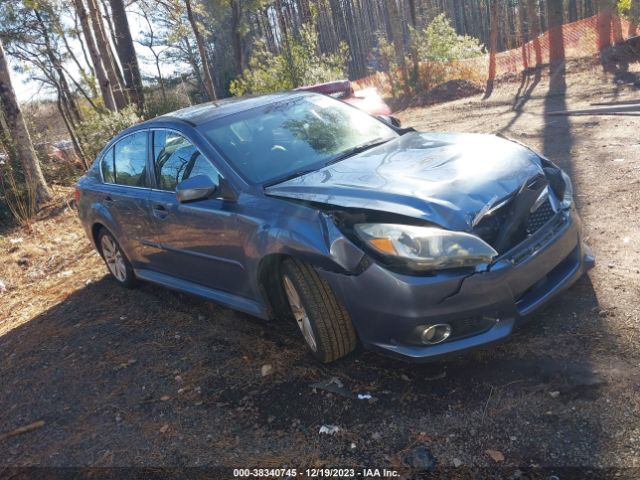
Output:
[{"xmin": 76, "ymin": 92, "xmax": 594, "ymax": 363}]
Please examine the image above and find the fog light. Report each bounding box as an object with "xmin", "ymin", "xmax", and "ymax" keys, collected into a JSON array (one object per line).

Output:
[{"xmin": 420, "ymin": 324, "xmax": 452, "ymax": 345}]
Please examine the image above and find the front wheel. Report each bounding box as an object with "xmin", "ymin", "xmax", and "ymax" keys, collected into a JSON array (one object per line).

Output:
[
  {"xmin": 281, "ymin": 259, "xmax": 357, "ymax": 363},
  {"xmin": 98, "ymin": 228, "xmax": 137, "ymax": 288}
]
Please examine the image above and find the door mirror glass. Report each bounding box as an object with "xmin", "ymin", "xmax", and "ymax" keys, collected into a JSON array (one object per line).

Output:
[{"xmin": 176, "ymin": 175, "xmax": 218, "ymax": 203}]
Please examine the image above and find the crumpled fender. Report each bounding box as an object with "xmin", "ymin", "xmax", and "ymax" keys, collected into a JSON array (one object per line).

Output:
[{"xmin": 249, "ymin": 208, "xmax": 365, "ymax": 275}]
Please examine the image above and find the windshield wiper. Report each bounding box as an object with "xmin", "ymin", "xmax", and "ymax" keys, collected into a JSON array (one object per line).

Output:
[
  {"xmin": 263, "ymin": 138, "xmax": 392, "ymax": 188},
  {"xmin": 263, "ymin": 168, "xmax": 319, "ymax": 188},
  {"xmin": 325, "ymin": 138, "xmax": 391, "ymax": 166}
]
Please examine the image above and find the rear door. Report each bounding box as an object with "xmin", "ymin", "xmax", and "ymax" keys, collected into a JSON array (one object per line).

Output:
[
  {"xmin": 146, "ymin": 129, "xmax": 250, "ymax": 296},
  {"xmin": 98, "ymin": 130, "xmax": 155, "ymax": 266}
]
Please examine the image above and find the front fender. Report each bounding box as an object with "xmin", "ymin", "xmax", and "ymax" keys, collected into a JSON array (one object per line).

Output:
[{"xmin": 251, "ymin": 210, "xmax": 365, "ymax": 275}]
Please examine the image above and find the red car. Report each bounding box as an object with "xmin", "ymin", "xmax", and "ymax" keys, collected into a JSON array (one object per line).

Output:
[{"xmin": 296, "ymin": 80, "xmax": 400, "ymax": 127}]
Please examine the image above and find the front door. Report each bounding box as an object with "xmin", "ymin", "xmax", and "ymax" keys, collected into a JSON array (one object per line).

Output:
[{"xmin": 146, "ymin": 129, "xmax": 250, "ymax": 297}]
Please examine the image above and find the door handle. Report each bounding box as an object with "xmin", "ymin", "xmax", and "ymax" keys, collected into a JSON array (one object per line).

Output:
[
  {"xmin": 152, "ymin": 204, "xmax": 170, "ymax": 220},
  {"xmin": 104, "ymin": 195, "xmax": 115, "ymax": 206}
]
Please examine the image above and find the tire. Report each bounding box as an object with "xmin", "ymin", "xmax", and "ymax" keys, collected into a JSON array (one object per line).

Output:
[
  {"xmin": 281, "ymin": 258, "xmax": 357, "ymax": 363},
  {"xmin": 97, "ymin": 228, "xmax": 137, "ymax": 288}
]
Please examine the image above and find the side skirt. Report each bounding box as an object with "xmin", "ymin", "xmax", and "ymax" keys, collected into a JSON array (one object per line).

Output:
[{"xmin": 134, "ymin": 268, "xmax": 268, "ymax": 319}]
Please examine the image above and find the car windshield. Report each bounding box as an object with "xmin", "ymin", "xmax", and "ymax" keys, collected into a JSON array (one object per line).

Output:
[{"xmin": 199, "ymin": 95, "xmax": 398, "ymax": 185}]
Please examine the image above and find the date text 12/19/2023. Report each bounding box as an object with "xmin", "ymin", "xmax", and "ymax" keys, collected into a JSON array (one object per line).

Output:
[{"xmin": 233, "ymin": 468, "xmax": 400, "ymax": 478}]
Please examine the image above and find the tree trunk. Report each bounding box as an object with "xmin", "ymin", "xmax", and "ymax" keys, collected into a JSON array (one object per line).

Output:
[
  {"xmin": 55, "ymin": 90, "xmax": 89, "ymax": 170},
  {"xmin": 34, "ymin": 10, "xmax": 82, "ymax": 124},
  {"xmin": 86, "ymin": 0, "xmax": 128, "ymax": 109},
  {"xmin": 547, "ymin": 0, "xmax": 566, "ymax": 67},
  {"xmin": 73, "ymin": 9, "xmax": 96, "ymax": 80},
  {"xmin": 185, "ymin": 0, "xmax": 216, "ymax": 101},
  {"xmin": 484, "ymin": 0, "xmax": 500, "ymax": 99},
  {"xmin": 73, "ymin": 0, "xmax": 117, "ymax": 111},
  {"xmin": 109, "ymin": 0, "xmax": 144, "ymax": 111},
  {"xmin": 0, "ymin": 39, "xmax": 52, "ymax": 205},
  {"xmin": 527, "ymin": 0, "xmax": 543, "ymax": 66},
  {"xmin": 387, "ymin": 0, "xmax": 409, "ymax": 92},
  {"xmin": 505, "ymin": 0, "xmax": 516, "ymax": 49},
  {"xmin": 230, "ymin": 0, "xmax": 244, "ymax": 75},
  {"xmin": 568, "ymin": 0, "xmax": 578, "ymax": 22},
  {"xmin": 631, "ymin": 0, "xmax": 640, "ymax": 35},
  {"xmin": 184, "ymin": 36, "xmax": 205, "ymax": 94},
  {"xmin": 61, "ymin": 26, "xmax": 97, "ymax": 99},
  {"xmin": 153, "ymin": 53, "xmax": 166, "ymax": 101},
  {"xmin": 597, "ymin": 0, "xmax": 614, "ymax": 50},
  {"xmin": 100, "ymin": 0, "xmax": 118, "ymax": 47},
  {"xmin": 488, "ymin": 0, "xmax": 499, "ymax": 80}
]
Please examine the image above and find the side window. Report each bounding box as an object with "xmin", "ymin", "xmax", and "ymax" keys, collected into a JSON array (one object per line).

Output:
[
  {"xmin": 114, "ymin": 131, "xmax": 148, "ymax": 187},
  {"xmin": 101, "ymin": 146, "xmax": 115, "ymax": 183},
  {"xmin": 152, "ymin": 131, "xmax": 220, "ymax": 191}
]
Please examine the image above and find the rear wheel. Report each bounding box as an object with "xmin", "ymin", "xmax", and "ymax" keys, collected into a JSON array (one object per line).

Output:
[
  {"xmin": 98, "ymin": 228, "xmax": 136, "ymax": 288},
  {"xmin": 281, "ymin": 258, "xmax": 357, "ymax": 363}
]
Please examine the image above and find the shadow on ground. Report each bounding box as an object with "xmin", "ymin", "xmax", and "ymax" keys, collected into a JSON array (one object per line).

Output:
[
  {"xmin": 0, "ymin": 264, "xmax": 617, "ymax": 471},
  {"xmin": 600, "ymin": 39, "xmax": 640, "ymax": 98}
]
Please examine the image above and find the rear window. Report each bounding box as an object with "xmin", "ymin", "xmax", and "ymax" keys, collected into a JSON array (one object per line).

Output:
[
  {"xmin": 113, "ymin": 131, "xmax": 148, "ymax": 187},
  {"xmin": 100, "ymin": 146, "xmax": 115, "ymax": 183}
]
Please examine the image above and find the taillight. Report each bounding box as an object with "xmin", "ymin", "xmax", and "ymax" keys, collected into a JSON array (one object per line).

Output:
[{"xmin": 74, "ymin": 187, "xmax": 81, "ymax": 204}]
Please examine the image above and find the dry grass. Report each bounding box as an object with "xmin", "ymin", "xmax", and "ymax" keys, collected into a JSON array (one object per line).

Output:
[{"xmin": 0, "ymin": 186, "xmax": 104, "ymax": 336}]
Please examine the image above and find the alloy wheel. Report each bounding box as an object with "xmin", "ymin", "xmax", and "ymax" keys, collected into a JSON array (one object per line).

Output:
[
  {"xmin": 283, "ymin": 275, "xmax": 318, "ymax": 352},
  {"xmin": 100, "ymin": 235, "xmax": 127, "ymax": 283}
]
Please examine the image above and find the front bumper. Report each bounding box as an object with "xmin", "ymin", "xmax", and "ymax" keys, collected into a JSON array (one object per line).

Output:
[{"xmin": 320, "ymin": 208, "xmax": 595, "ymax": 362}]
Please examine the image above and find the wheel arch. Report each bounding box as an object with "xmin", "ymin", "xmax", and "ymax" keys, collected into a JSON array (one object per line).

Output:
[
  {"xmin": 91, "ymin": 222, "xmax": 112, "ymax": 258},
  {"xmin": 256, "ymin": 250, "xmax": 344, "ymax": 321},
  {"xmin": 256, "ymin": 253, "xmax": 292, "ymax": 321}
]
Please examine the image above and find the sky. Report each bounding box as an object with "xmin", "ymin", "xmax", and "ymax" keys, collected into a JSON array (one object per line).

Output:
[{"xmin": 10, "ymin": 9, "xmax": 189, "ymax": 103}]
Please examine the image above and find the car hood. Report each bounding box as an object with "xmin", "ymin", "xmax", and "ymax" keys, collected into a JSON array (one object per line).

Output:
[{"xmin": 265, "ymin": 132, "xmax": 545, "ymax": 231}]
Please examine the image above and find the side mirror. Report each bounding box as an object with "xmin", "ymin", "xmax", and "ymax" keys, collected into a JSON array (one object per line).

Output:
[
  {"xmin": 176, "ymin": 175, "xmax": 218, "ymax": 203},
  {"xmin": 377, "ymin": 115, "xmax": 402, "ymax": 128}
]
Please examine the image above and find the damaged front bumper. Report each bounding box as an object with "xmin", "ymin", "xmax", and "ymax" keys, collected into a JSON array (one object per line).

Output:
[{"xmin": 319, "ymin": 208, "xmax": 595, "ymax": 362}]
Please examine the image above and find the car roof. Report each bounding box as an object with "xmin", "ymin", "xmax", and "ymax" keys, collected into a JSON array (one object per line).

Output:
[{"xmin": 150, "ymin": 91, "xmax": 309, "ymax": 127}]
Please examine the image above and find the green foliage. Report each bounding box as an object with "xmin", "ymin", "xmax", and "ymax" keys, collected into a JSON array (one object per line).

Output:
[
  {"xmin": 617, "ymin": 0, "xmax": 631, "ymax": 16},
  {"xmin": 378, "ymin": 13, "xmax": 484, "ymax": 96},
  {"xmin": 229, "ymin": 23, "xmax": 349, "ymax": 96},
  {"xmin": 411, "ymin": 13, "xmax": 484, "ymax": 64},
  {"xmin": 143, "ymin": 87, "xmax": 192, "ymax": 120},
  {"xmin": 77, "ymin": 106, "xmax": 141, "ymax": 163},
  {"xmin": 617, "ymin": 0, "xmax": 639, "ymax": 21},
  {"xmin": 376, "ymin": 36, "xmax": 403, "ymax": 96}
]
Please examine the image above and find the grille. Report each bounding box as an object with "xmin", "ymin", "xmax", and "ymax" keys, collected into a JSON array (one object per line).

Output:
[
  {"xmin": 448, "ymin": 316, "xmax": 497, "ymax": 341},
  {"xmin": 509, "ymin": 213, "xmax": 566, "ymax": 265},
  {"xmin": 526, "ymin": 199, "xmax": 555, "ymax": 235}
]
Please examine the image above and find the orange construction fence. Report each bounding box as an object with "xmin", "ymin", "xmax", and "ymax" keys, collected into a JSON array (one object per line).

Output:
[{"xmin": 352, "ymin": 13, "xmax": 640, "ymax": 93}]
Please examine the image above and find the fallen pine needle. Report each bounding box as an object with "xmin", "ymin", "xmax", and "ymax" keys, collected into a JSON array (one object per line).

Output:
[{"xmin": 0, "ymin": 420, "xmax": 45, "ymax": 442}]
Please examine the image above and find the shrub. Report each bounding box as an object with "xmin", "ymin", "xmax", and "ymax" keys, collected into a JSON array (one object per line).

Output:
[
  {"xmin": 0, "ymin": 141, "xmax": 36, "ymax": 227},
  {"xmin": 617, "ymin": 0, "xmax": 631, "ymax": 16},
  {"xmin": 230, "ymin": 23, "xmax": 349, "ymax": 96},
  {"xmin": 76, "ymin": 105, "xmax": 141, "ymax": 163},
  {"xmin": 378, "ymin": 13, "xmax": 485, "ymax": 96},
  {"xmin": 412, "ymin": 13, "xmax": 484, "ymax": 64},
  {"xmin": 143, "ymin": 85, "xmax": 193, "ymax": 120}
]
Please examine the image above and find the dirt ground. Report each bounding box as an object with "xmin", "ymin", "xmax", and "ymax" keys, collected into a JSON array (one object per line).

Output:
[{"xmin": 1, "ymin": 57, "xmax": 639, "ymax": 478}]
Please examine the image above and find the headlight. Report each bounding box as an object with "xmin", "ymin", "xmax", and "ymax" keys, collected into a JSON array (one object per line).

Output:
[
  {"xmin": 560, "ymin": 170, "xmax": 573, "ymax": 209},
  {"xmin": 355, "ymin": 223, "xmax": 498, "ymax": 271}
]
